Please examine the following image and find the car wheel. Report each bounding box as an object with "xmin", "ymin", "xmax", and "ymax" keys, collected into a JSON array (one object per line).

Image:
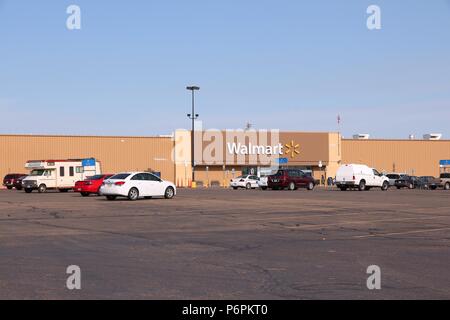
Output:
[
  {"xmin": 81, "ymin": 192, "xmax": 90, "ymax": 197},
  {"xmin": 358, "ymin": 180, "xmax": 366, "ymax": 191},
  {"xmin": 339, "ymin": 186, "xmax": 347, "ymax": 191},
  {"xmin": 38, "ymin": 184, "xmax": 47, "ymax": 193},
  {"xmin": 397, "ymin": 186, "xmax": 401, "ymax": 190},
  {"xmin": 6, "ymin": 186, "xmax": 13, "ymax": 190},
  {"xmin": 445, "ymin": 183, "xmax": 450, "ymax": 190},
  {"xmin": 59, "ymin": 189, "xmax": 69, "ymax": 193},
  {"xmin": 431, "ymin": 186, "xmax": 437, "ymax": 190},
  {"xmin": 307, "ymin": 182, "xmax": 314, "ymax": 191},
  {"xmin": 128, "ymin": 188, "xmax": 139, "ymax": 201},
  {"xmin": 16, "ymin": 187, "xmax": 22, "ymax": 191},
  {"xmin": 164, "ymin": 187, "xmax": 175, "ymax": 199},
  {"xmin": 381, "ymin": 181, "xmax": 389, "ymax": 191},
  {"xmin": 261, "ymin": 187, "xmax": 267, "ymax": 190},
  {"xmin": 25, "ymin": 188, "xmax": 33, "ymax": 193},
  {"xmin": 106, "ymin": 195, "xmax": 116, "ymax": 201},
  {"xmin": 232, "ymin": 187, "xmax": 238, "ymax": 190},
  {"xmin": 246, "ymin": 183, "xmax": 251, "ymax": 190},
  {"xmin": 288, "ymin": 182, "xmax": 295, "ymax": 191}
]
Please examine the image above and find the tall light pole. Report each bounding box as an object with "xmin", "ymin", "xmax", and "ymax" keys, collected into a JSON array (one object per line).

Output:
[{"xmin": 186, "ymin": 86, "xmax": 200, "ymax": 183}]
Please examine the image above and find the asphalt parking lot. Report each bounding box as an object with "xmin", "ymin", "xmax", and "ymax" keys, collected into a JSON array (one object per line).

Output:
[{"xmin": 0, "ymin": 187, "xmax": 449, "ymax": 299}]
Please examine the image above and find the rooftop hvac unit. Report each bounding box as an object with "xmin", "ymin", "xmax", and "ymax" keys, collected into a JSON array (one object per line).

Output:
[
  {"xmin": 423, "ymin": 133, "xmax": 442, "ymax": 140},
  {"xmin": 352, "ymin": 134, "xmax": 370, "ymax": 140}
]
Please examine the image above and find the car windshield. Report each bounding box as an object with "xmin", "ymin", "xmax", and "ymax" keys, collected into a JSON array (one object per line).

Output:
[
  {"xmin": 4, "ymin": 175, "xmax": 15, "ymax": 179},
  {"xmin": 109, "ymin": 173, "xmax": 130, "ymax": 180},
  {"xmin": 387, "ymin": 174, "xmax": 399, "ymax": 179},
  {"xmin": 30, "ymin": 169, "xmax": 46, "ymax": 176},
  {"xmin": 273, "ymin": 170, "xmax": 284, "ymax": 176},
  {"xmin": 440, "ymin": 173, "xmax": 450, "ymax": 179},
  {"xmin": 87, "ymin": 175, "xmax": 105, "ymax": 180}
]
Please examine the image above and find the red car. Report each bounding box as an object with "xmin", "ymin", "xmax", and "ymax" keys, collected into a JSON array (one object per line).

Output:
[
  {"xmin": 267, "ymin": 169, "xmax": 316, "ymax": 191},
  {"xmin": 74, "ymin": 174, "xmax": 113, "ymax": 196},
  {"xmin": 3, "ymin": 173, "xmax": 28, "ymax": 190}
]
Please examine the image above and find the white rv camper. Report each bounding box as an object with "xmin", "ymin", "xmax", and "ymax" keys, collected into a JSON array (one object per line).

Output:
[{"xmin": 22, "ymin": 158, "xmax": 101, "ymax": 193}]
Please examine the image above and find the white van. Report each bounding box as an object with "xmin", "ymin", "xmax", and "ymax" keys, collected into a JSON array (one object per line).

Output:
[
  {"xmin": 335, "ymin": 164, "xmax": 389, "ymax": 191},
  {"xmin": 22, "ymin": 159, "xmax": 101, "ymax": 193}
]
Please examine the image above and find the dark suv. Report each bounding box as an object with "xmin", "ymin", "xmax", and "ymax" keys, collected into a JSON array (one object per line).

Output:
[
  {"xmin": 268, "ymin": 169, "xmax": 315, "ymax": 191},
  {"xmin": 3, "ymin": 174, "xmax": 27, "ymax": 190},
  {"xmin": 418, "ymin": 176, "xmax": 439, "ymax": 190},
  {"xmin": 394, "ymin": 175, "xmax": 419, "ymax": 189}
]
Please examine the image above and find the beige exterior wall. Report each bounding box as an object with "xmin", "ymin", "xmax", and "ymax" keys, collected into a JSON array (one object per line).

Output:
[
  {"xmin": 0, "ymin": 135, "xmax": 175, "ymax": 183},
  {"xmin": 342, "ymin": 139, "xmax": 450, "ymax": 177},
  {"xmin": 194, "ymin": 166, "xmax": 244, "ymax": 187},
  {"xmin": 324, "ymin": 132, "xmax": 342, "ymax": 179},
  {"xmin": 174, "ymin": 130, "xmax": 192, "ymax": 187}
]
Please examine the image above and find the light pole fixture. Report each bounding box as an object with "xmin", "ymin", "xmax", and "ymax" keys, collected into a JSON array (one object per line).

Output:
[{"xmin": 186, "ymin": 86, "xmax": 200, "ymax": 183}]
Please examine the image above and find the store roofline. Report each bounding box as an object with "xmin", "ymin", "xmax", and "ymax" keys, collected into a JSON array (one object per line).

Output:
[
  {"xmin": 0, "ymin": 134, "xmax": 173, "ymax": 139},
  {"xmin": 342, "ymin": 138, "xmax": 450, "ymax": 142},
  {"xmin": 0, "ymin": 133, "xmax": 448, "ymax": 142}
]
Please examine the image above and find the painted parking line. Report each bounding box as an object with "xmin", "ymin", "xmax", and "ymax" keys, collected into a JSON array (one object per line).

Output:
[
  {"xmin": 354, "ymin": 227, "xmax": 450, "ymax": 239},
  {"xmin": 283, "ymin": 215, "xmax": 450, "ymax": 230}
]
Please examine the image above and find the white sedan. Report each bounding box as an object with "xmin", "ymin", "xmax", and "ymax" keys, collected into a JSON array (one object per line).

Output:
[
  {"xmin": 230, "ymin": 175, "xmax": 260, "ymax": 190},
  {"xmin": 100, "ymin": 172, "xmax": 176, "ymax": 201}
]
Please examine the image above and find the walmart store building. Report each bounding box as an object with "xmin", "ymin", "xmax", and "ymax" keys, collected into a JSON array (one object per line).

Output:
[{"xmin": 1, "ymin": 130, "xmax": 450, "ymax": 187}]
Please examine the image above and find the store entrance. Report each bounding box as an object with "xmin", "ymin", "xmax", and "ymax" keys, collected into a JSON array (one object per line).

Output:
[{"xmin": 242, "ymin": 167, "xmax": 258, "ymax": 176}]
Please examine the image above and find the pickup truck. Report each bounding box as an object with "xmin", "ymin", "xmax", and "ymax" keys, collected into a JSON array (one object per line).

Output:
[
  {"xmin": 335, "ymin": 164, "xmax": 390, "ymax": 191},
  {"xmin": 439, "ymin": 173, "xmax": 450, "ymax": 190}
]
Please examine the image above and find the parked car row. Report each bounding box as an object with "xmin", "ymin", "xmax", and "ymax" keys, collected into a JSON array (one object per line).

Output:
[
  {"xmin": 335, "ymin": 164, "xmax": 450, "ymax": 191},
  {"xmin": 3, "ymin": 164, "xmax": 450, "ymax": 196},
  {"xmin": 230, "ymin": 169, "xmax": 317, "ymax": 191},
  {"xmin": 387, "ymin": 174, "xmax": 443, "ymax": 190},
  {"xmin": 1, "ymin": 159, "xmax": 177, "ymax": 201},
  {"xmin": 228, "ymin": 165, "xmax": 450, "ymax": 193},
  {"xmin": 3, "ymin": 170, "xmax": 177, "ymax": 201}
]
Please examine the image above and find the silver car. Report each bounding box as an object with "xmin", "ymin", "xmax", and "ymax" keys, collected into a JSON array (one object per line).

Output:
[{"xmin": 386, "ymin": 173, "xmax": 407, "ymax": 186}]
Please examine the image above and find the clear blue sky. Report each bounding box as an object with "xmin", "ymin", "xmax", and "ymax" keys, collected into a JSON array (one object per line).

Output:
[{"xmin": 1, "ymin": 0, "xmax": 449, "ymax": 138}]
